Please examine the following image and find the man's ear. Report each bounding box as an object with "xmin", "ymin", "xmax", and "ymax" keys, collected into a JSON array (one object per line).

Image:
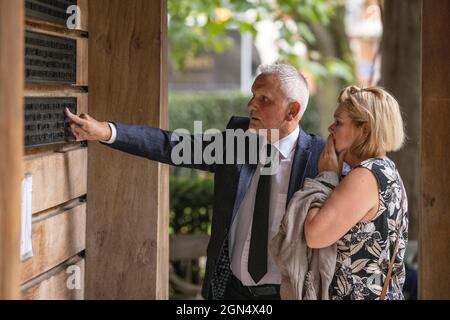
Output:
[{"xmin": 286, "ymin": 101, "xmax": 301, "ymax": 121}]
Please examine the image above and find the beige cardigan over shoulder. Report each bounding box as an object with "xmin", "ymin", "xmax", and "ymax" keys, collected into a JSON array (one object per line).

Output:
[{"xmin": 270, "ymin": 171, "xmax": 339, "ymax": 300}]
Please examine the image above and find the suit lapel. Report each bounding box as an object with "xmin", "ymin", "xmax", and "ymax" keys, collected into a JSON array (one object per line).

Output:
[{"xmin": 287, "ymin": 129, "xmax": 312, "ymax": 205}]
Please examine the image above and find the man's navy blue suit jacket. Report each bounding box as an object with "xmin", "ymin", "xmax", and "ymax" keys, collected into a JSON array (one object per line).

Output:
[{"xmin": 105, "ymin": 116, "xmax": 325, "ymax": 299}]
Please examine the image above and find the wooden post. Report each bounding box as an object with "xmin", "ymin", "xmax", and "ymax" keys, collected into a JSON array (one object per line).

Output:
[
  {"xmin": 381, "ymin": 0, "xmax": 421, "ymax": 241},
  {"xmin": 0, "ymin": 0, "xmax": 24, "ymax": 300},
  {"xmin": 420, "ymin": 0, "xmax": 450, "ymax": 299},
  {"xmin": 86, "ymin": 0, "xmax": 168, "ymax": 299}
]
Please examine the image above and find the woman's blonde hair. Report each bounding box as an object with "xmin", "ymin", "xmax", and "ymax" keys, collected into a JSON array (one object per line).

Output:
[{"xmin": 338, "ymin": 85, "xmax": 405, "ymax": 159}]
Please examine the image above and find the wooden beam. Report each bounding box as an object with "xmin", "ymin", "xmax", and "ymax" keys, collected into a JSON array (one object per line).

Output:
[
  {"xmin": 420, "ymin": 0, "xmax": 450, "ymax": 299},
  {"xmin": 23, "ymin": 90, "xmax": 88, "ymax": 157},
  {"xmin": 25, "ymin": 18, "xmax": 87, "ymax": 39},
  {"xmin": 23, "ymin": 26, "xmax": 89, "ymax": 87},
  {"xmin": 24, "ymin": 0, "xmax": 88, "ymax": 33},
  {"xmin": 24, "ymin": 91, "xmax": 88, "ymax": 120},
  {"xmin": 78, "ymin": 0, "xmax": 89, "ymax": 32},
  {"xmin": 24, "ymin": 148, "xmax": 88, "ymax": 214},
  {"xmin": 21, "ymin": 201, "xmax": 86, "ymax": 283},
  {"xmin": 381, "ymin": 0, "xmax": 421, "ymax": 241},
  {"xmin": 86, "ymin": 0, "xmax": 168, "ymax": 299},
  {"xmin": 157, "ymin": 0, "xmax": 169, "ymax": 300},
  {"xmin": 0, "ymin": 0, "xmax": 24, "ymax": 300},
  {"xmin": 77, "ymin": 37, "xmax": 89, "ymax": 86}
]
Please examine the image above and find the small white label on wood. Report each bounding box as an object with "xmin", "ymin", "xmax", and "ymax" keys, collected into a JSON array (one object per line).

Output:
[{"xmin": 21, "ymin": 174, "xmax": 33, "ymax": 261}]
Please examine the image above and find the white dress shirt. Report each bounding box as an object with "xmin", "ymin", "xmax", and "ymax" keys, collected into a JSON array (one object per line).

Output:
[
  {"xmin": 102, "ymin": 122, "xmax": 117, "ymax": 144},
  {"xmin": 229, "ymin": 126, "xmax": 300, "ymax": 286}
]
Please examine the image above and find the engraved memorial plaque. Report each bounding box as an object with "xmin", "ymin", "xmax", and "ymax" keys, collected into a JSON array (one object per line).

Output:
[
  {"xmin": 25, "ymin": 97, "xmax": 77, "ymax": 147},
  {"xmin": 25, "ymin": 0, "xmax": 77, "ymax": 26},
  {"xmin": 25, "ymin": 31, "xmax": 77, "ymax": 84}
]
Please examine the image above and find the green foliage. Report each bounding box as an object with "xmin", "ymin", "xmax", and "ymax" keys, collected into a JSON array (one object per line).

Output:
[
  {"xmin": 169, "ymin": 173, "xmax": 213, "ymax": 297},
  {"xmin": 168, "ymin": 0, "xmax": 354, "ymax": 83},
  {"xmin": 169, "ymin": 174, "xmax": 214, "ymax": 236},
  {"xmin": 169, "ymin": 91, "xmax": 250, "ymax": 131}
]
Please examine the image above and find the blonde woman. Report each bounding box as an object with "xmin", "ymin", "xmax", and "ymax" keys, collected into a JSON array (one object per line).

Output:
[{"xmin": 304, "ymin": 86, "xmax": 408, "ymax": 300}]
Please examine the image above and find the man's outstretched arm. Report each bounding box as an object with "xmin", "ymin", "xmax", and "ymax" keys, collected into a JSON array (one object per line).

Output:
[{"xmin": 65, "ymin": 108, "xmax": 218, "ymax": 172}]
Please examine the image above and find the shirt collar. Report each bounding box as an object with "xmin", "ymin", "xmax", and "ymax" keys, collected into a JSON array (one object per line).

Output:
[{"xmin": 273, "ymin": 125, "xmax": 299, "ymax": 159}]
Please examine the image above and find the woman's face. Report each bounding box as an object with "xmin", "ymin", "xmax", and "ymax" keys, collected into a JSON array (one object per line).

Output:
[{"xmin": 328, "ymin": 104, "xmax": 362, "ymax": 154}]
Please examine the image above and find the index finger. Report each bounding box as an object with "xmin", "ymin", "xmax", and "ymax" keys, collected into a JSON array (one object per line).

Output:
[{"xmin": 65, "ymin": 107, "xmax": 87, "ymax": 126}]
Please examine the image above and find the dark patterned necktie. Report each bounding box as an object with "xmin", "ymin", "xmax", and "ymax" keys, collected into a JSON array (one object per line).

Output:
[{"xmin": 248, "ymin": 144, "xmax": 273, "ymax": 283}]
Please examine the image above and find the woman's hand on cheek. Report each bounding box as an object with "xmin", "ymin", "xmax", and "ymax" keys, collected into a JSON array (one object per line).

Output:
[{"xmin": 319, "ymin": 136, "xmax": 347, "ymax": 175}]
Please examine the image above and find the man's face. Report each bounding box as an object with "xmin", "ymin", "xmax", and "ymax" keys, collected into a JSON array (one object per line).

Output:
[{"xmin": 247, "ymin": 74, "xmax": 290, "ymax": 132}]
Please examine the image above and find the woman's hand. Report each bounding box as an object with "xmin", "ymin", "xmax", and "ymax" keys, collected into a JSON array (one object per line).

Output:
[{"xmin": 319, "ymin": 135, "xmax": 347, "ymax": 175}]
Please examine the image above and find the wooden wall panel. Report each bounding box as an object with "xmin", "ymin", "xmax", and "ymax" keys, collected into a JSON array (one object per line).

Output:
[
  {"xmin": 24, "ymin": 148, "xmax": 87, "ymax": 214},
  {"xmin": 25, "ymin": 90, "xmax": 88, "ymax": 115},
  {"xmin": 0, "ymin": 0, "xmax": 24, "ymax": 300},
  {"xmin": 77, "ymin": 37, "xmax": 89, "ymax": 86},
  {"xmin": 87, "ymin": 0, "xmax": 168, "ymax": 299},
  {"xmin": 381, "ymin": 0, "xmax": 421, "ymax": 240},
  {"xmin": 24, "ymin": 80, "xmax": 88, "ymax": 159},
  {"xmin": 21, "ymin": 202, "xmax": 86, "ymax": 283},
  {"xmin": 25, "ymin": 0, "xmax": 88, "ymax": 33},
  {"xmin": 19, "ymin": 0, "xmax": 89, "ymax": 300},
  {"xmin": 24, "ymin": 25, "xmax": 88, "ymax": 87},
  {"xmin": 420, "ymin": 0, "xmax": 450, "ymax": 299},
  {"xmin": 21, "ymin": 258, "xmax": 85, "ymax": 300}
]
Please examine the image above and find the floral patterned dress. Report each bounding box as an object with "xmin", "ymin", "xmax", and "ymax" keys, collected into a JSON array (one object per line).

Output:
[{"xmin": 329, "ymin": 158, "xmax": 408, "ymax": 300}]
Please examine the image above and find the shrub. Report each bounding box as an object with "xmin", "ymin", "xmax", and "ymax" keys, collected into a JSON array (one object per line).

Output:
[{"xmin": 169, "ymin": 174, "xmax": 214, "ymax": 236}]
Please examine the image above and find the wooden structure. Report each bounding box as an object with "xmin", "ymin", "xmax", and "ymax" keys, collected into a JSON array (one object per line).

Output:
[
  {"xmin": 1, "ymin": 0, "xmax": 449, "ymax": 301},
  {"xmin": 420, "ymin": 0, "xmax": 450, "ymax": 300},
  {"xmin": 0, "ymin": 0, "xmax": 24, "ymax": 300},
  {"xmin": 0, "ymin": 0, "xmax": 168, "ymax": 300},
  {"xmin": 86, "ymin": 0, "xmax": 168, "ymax": 299}
]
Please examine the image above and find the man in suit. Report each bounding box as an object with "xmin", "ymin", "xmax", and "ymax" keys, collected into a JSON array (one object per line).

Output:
[{"xmin": 66, "ymin": 64, "xmax": 325, "ymax": 300}]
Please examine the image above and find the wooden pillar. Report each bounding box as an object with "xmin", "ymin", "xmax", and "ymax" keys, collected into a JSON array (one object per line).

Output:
[
  {"xmin": 86, "ymin": 0, "xmax": 168, "ymax": 299},
  {"xmin": 381, "ymin": 0, "xmax": 421, "ymax": 241},
  {"xmin": 420, "ymin": 0, "xmax": 450, "ymax": 299},
  {"xmin": 0, "ymin": 0, "xmax": 24, "ymax": 300}
]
